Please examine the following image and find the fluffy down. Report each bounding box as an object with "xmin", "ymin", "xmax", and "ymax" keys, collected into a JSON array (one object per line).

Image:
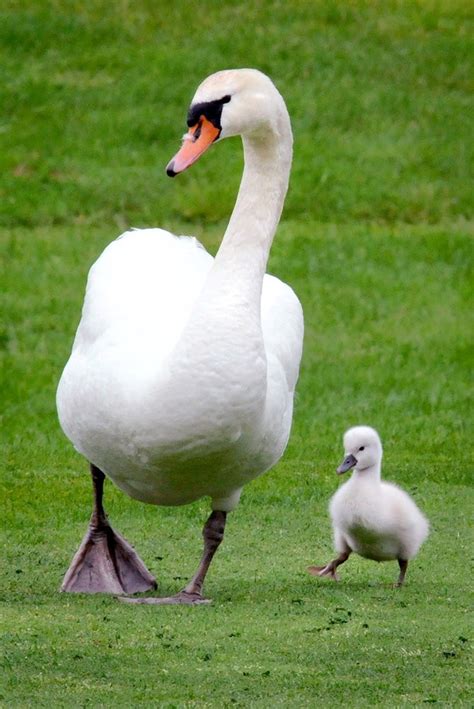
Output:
[
  {"xmin": 331, "ymin": 478, "xmax": 429, "ymax": 561},
  {"xmin": 330, "ymin": 426, "xmax": 429, "ymax": 562}
]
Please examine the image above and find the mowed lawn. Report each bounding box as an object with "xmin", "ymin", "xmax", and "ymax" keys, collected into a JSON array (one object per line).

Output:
[{"xmin": 1, "ymin": 1, "xmax": 473, "ymax": 706}]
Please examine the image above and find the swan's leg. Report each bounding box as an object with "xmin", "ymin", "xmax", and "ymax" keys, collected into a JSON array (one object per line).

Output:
[
  {"xmin": 394, "ymin": 558, "xmax": 408, "ymax": 587},
  {"xmin": 61, "ymin": 464, "xmax": 157, "ymax": 594},
  {"xmin": 307, "ymin": 549, "xmax": 352, "ymax": 582},
  {"xmin": 119, "ymin": 510, "xmax": 227, "ymax": 605}
]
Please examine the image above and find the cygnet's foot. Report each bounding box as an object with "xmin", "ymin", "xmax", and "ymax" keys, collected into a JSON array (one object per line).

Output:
[
  {"xmin": 394, "ymin": 559, "xmax": 408, "ymax": 588},
  {"xmin": 118, "ymin": 590, "xmax": 212, "ymax": 605},
  {"xmin": 307, "ymin": 564, "xmax": 340, "ymax": 582}
]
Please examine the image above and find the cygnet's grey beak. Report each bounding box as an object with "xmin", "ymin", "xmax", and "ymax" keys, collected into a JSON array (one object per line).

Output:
[{"xmin": 337, "ymin": 454, "xmax": 357, "ymax": 474}]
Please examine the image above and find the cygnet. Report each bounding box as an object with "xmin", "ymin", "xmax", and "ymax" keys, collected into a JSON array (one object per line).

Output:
[{"xmin": 308, "ymin": 426, "xmax": 429, "ymax": 586}]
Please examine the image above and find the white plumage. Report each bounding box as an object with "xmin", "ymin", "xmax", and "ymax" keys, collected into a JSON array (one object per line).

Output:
[
  {"xmin": 309, "ymin": 426, "xmax": 429, "ymax": 586},
  {"xmin": 57, "ymin": 226, "xmax": 303, "ymax": 510},
  {"xmin": 57, "ymin": 69, "xmax": 304, "ymax": 602}
]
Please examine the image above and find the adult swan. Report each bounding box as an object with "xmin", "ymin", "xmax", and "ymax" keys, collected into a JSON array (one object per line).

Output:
[{"xmin": 57, "ymin": 69, "xmax": 304, "ymax": 604}]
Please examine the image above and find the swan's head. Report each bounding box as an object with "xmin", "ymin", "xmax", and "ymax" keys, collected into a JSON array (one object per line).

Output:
[
  {"xmin": 166, "ymin": 68, "xmax": 288, "ymax": 177},
  {"xmin": 337, "ymin": 426, "xmax": 383, "ymax": 474}
]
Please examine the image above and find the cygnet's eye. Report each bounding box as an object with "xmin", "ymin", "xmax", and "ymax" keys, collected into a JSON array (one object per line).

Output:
[{"xmin": 358, "ymin": 446, "xmax": 365, "ymax": 451}]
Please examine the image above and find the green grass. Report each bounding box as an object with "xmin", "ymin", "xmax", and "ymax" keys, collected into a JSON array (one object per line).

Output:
[
  {"xmin": 1, "ymin": 0, "xmax": 473, "ymax": 706},
  {"xmin": 1, "ymin": 0, "xmax": 473, "ymax": 229}
]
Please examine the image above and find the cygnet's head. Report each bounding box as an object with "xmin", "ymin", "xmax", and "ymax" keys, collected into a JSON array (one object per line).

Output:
[
  {"xmin": 337, "ymin": 426, "xmax": 383, "ymax": 474},
  {"xmin": 166, "ymin": 68, "xmax": 288, "ymax": 177}
]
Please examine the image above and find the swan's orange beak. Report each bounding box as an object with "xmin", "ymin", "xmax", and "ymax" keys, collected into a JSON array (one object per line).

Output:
[{"xmin": 166, "ymin": 116, "xmax": 220, "ymax": 177}]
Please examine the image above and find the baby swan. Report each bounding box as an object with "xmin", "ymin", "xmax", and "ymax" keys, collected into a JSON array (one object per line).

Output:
[{"xmin": 308, "ymin": 426, "xmax": 429, "ymax": 586}]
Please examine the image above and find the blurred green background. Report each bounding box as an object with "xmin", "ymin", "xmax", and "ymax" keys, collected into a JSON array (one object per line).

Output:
[
  {"xmin": 1, "ymin": 0, "xmax": 472, "ymax": 228},
  {"xmin": 1, "ymin": 1, "xmax": 472, "ymax": 706}
]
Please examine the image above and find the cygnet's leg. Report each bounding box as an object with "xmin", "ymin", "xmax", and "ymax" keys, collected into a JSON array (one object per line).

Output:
[
  {"xmin": 61, "ymin": 464, "xmax": 157, "ymax": 594},
  {"xmin": 394, "ymin": 559, "xmax": 408, "ymax": 587},
  {"xmin": 307, "ymin": 548, "xmax": 352, "ymax": 582},
  {"xmin": 119, "ymin": 510, "xmax": 227, "ymax": 605}
]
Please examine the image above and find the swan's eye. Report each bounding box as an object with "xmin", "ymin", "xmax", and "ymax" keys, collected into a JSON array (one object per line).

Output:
[
  {"xmin": 358, "ymin": 446, "xmax": 365, "ymax": 451},
  {"xmin": 187, "ymin": 95, "xmax": 232, "ymax": 129},
  {"xmin": 193, "ymin": 119, "xmax": 203, "ymax": 141}
]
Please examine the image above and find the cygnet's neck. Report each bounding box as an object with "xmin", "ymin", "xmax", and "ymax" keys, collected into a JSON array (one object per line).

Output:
[{"xmin": 352, "ymin": 462, "xmax": 382, "ymax": 483}]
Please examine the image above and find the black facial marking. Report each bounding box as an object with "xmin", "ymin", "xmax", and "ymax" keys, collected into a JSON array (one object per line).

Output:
[{"xmin": 187, "ymin": 94, "xmax": 231, "ymax": 129}]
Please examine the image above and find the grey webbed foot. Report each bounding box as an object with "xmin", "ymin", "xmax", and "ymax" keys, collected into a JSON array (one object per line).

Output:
[
  {"xmin": 61, "ymin": 524, "xmax": 157, "ymax": 594},
  {"xmin": 61, "ymin": 464, "xmax": 156, "ymax": 595},
  {"xmin": 118, "ymin": 510, "xmax": 227, "ymax": 606}
]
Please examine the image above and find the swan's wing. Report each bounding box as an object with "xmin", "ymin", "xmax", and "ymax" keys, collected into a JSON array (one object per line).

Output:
[
  {"xmin": 73, "ymin": 228, "xmax": 213, "ymax": 357},
  {"xmin": 261, "ymin": 273, "xmax": 304, "ymax": 392}
]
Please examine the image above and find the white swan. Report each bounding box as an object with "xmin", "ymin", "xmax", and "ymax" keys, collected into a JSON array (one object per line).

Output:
[
  {"xmin": 308, "ymin": 426, "xmax": 429, "ymax": 586},
  {"xmin": 57, "ymin": 69, "xmax": 304, "ymax": 604}
]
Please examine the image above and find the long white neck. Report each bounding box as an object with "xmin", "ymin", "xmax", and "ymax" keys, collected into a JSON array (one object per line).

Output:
[
  {"xmin": 168, "ymin": 95, "xmax": 292, "ymax": 429},
  {"xmin": 174, "ymin": 105, "xmax": 292, "ymax": 365},
  {"xmin": 197, "ymin": 106, "xmax": 293, "ymax": 314},
  {"xmin": 212, "ymin": 125, "xmax": 292, "ymax": 302}
]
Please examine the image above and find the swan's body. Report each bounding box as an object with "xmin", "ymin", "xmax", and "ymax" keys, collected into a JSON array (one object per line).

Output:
[
  {"xmin": 57, "ymin": 227, "xmax": 302, "ymax": 510},
  {"xmin": 57, "ymin": 69, "xmax": 303, "ymax": 602},
  {"xmin": 309, "ymin": 426, "xmax": 429, "ymax": 586}
]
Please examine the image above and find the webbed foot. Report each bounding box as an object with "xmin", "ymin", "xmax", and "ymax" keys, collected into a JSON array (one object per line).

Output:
[
  {"xmin": 307, "ymin": 564, "xmax": 340, "ymax": 581},
  {"xmin": 116, "ymin": 510, "xmax": 227, "ymax": 607},
  {"xmin": 61, "ymin": 463, "xmax": 156, "ymax": 595},
  {"xmin": 61, "ymin": 524, "xmax": 157, "ymax": 595}
]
